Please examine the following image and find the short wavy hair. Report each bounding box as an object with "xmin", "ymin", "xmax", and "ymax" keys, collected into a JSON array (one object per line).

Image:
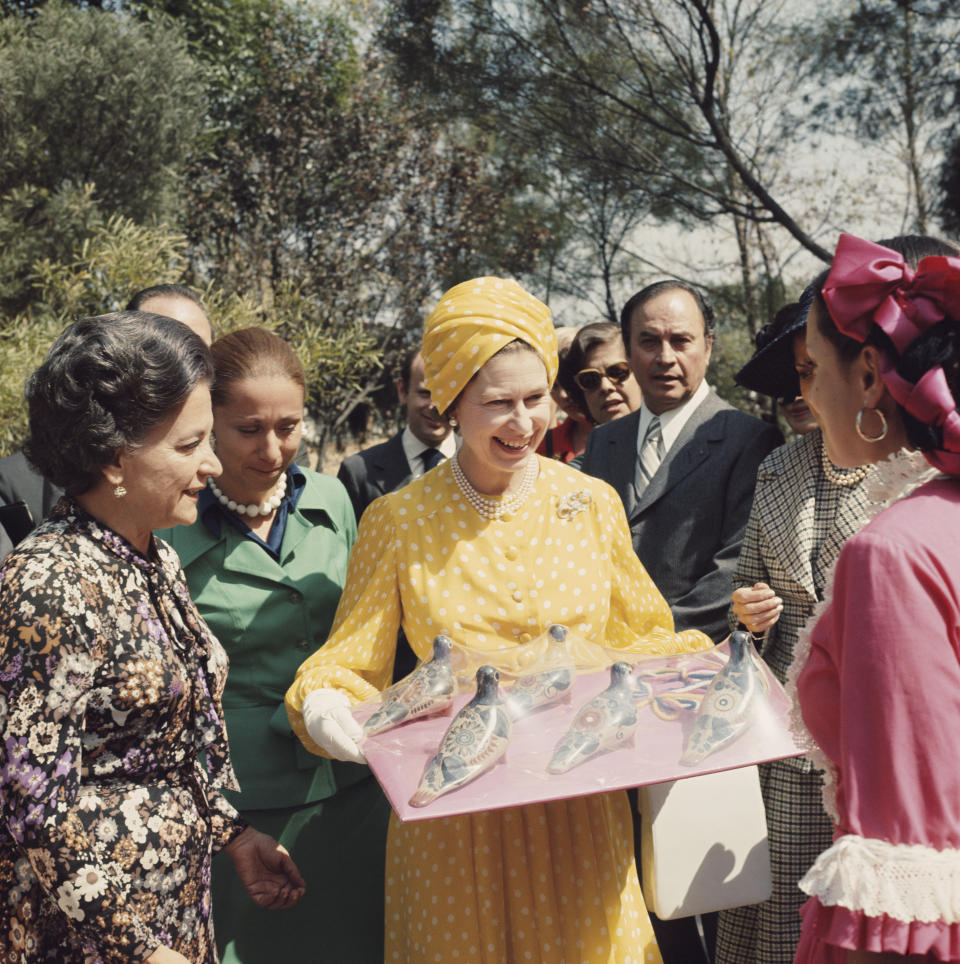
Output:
[{"xmin": 25, "ymin": 311, "xmax": 214, "ymax": 495}]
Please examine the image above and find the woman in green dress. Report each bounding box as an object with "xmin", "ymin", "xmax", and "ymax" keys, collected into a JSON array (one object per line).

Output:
[{"xmin": 159, "ymin": 327, "xmax": 389, "ymax": 963}]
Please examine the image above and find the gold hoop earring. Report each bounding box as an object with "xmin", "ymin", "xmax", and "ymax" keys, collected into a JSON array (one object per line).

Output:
[
  {"xmin": 113, "ymin": 484, "xmax": 127, "ymax": 499},
  {"xmin": 855, "ymin": 407, "xmax": 888, "ymax": 442}
]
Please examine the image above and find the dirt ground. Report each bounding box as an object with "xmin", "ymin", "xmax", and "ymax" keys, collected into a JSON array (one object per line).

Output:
[{"xmin": 315, "ymin": 434, "xmax": 391, "ymax": 476}]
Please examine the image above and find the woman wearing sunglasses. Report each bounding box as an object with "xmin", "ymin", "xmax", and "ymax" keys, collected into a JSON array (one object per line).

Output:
[{"xmin": 562, "ymin": 322, "xmax": 642, "ymax": 425}]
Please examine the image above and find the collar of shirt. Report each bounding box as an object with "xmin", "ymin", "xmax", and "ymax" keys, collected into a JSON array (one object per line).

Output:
[
  {"xmin": 198, "ymin": 462, "xmax": 308, "ymax": 557},
  {"xmin": 635, "ymin": 379, "xmax": 711, "ymax": 458},
  {"xmin": 401, "ymin": 424, "xmax": 458, "ymax": 477}
]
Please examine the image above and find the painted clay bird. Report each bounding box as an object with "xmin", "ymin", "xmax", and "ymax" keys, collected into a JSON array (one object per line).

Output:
[
  {"xmin": 680, "ymin": 630, "xmax": 769, "ymax": 765},
  {"xmin": 409, "ymin": 665, "xmax": 511, "ymax": 807},
  {"xmin": 505, "ymin": 624, "xmax": 574, "ymax": 720},
  {"xmin": 363, "ymin": 634, "xmax": 456, "ymax": 737},
  {"xmin": 548, "ymin": 661, "xmax": 638, "ymax": 774}
]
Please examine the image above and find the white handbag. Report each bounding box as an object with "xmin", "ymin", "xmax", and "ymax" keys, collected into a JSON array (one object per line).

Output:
[{"xmin": 639, "ymin": 765, "xmax": 772, "ymax": 919}]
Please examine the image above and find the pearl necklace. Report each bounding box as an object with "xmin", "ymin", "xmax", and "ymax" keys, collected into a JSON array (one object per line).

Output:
[
  {"xmin": 208, "ymin": 472, "xmax": 287, "ymax": 517},
  {"xmin": 450, "ymin": 453, "xmax": 537, "ymax": 520},
  {"xmin": 821, "ymin": 442, "xmax": 871, "ymax": 487}
]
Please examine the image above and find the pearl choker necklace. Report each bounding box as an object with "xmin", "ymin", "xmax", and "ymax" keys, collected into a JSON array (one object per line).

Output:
[
  {"xmin": 208, "ymin": 472, "xmax": 287, "ymax": 517},
  {"xmin": 821, "ymin": 442, "xmax": 871, "ymax": 487},
  {"xmin": 450, "ymin": 453, "xmax": 537, "ymax": 520}
]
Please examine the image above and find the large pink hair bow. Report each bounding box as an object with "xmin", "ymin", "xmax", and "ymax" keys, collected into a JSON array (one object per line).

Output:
[
  {"xmin": 823, "ymin": 233, "xmax": 960, "ymax": 475},
  {"xmin": 823, "ymin": 234, "xmax": 960, "ymax": 353}
]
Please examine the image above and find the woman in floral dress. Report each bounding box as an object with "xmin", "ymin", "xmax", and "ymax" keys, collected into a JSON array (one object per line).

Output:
[{"xmin": 0, "ymin": 312, "xmax": 303, "ymax": 964}]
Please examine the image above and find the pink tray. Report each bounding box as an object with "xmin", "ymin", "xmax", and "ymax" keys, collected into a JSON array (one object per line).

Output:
[{"xmin": 358, "ymin": 641, "xmax": 804, "ymax": 822}]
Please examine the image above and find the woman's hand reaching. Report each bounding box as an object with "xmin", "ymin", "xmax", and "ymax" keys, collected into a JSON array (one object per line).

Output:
[
  {"xmin": 731, "ymin": 582, "xmax": 783, "ymax": 635},
  {"xmin": 224, "ymin": 827, "xmax": 306, "ymax": 910}
]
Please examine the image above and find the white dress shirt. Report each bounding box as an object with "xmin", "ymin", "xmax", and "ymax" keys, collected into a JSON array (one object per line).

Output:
[{"xmin": 401, "ymin": 426, "xmax": 458, "ymax": 478}]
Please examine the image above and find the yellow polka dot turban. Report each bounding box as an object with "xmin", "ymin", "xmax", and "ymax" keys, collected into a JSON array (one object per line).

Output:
[{"xmin": 422, "ymin": 277, "xmax": 558, "ymax": 414}]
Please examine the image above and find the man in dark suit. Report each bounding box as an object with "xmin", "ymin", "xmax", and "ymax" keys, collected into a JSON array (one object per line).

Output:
[
  {"xmin": 582, "ymin": 280, "xmax": 780, "ymax": 641},
  {"xmin": 337, "ymin": 348, "xmax": 455, "ymax": 524},
  {"xmin": 581, "ymin": 280, "xmax": 781, "ymax": 963},
  {"xmin": 0, "ymin": 450, "xmax": 63, "ymax": 530}
]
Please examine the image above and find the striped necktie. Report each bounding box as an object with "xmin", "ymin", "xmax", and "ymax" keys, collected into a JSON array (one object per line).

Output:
[{"xmin": 637, "ymin": 416, "xmax": 664, "ymax": 492}]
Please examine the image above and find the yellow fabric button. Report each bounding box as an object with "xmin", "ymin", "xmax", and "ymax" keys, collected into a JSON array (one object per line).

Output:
[
  {"xmin": 504, "ymin": 547, "xmax": 519, "ymax": 561},
  {"xmin": 512, "ymin": 590, "xmax": 523, "ymax": 602},
  {"xmin": 519, "ymin": 633, "xmax": 532, "ymax": 643},
  {"xmin": 500, "ymin": 512, "xmax": 513, "ymax": 523}
]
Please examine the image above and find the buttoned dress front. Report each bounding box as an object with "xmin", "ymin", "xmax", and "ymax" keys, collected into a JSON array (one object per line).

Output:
[{"xmin": 287, "ymin": 457, "xmax": 710, "ymax": 964}]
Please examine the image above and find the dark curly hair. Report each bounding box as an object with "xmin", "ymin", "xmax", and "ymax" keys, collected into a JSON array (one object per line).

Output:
[{"xmin": 25, "ymin": 311, "xmax": 214, "ymax": 495}]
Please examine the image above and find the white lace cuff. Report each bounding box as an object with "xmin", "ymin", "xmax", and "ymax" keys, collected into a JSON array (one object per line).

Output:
[{"xmin": 800, "ymin": 833, "xmax": 960, "ymax": 924}]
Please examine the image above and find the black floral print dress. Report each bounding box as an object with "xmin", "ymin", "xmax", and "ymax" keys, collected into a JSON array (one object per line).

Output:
[{"xmin": 0, "ymin": 501, "xmax": 246, "ymax": 963}]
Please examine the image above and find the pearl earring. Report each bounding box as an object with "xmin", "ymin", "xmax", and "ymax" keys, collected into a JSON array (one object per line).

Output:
[{"xmin": 113, "ymin": 484, "xmax": 127, "ymax": 499}]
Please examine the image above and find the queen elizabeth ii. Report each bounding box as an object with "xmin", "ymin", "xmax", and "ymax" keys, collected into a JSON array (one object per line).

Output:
[{"xmin": 286, "ymin": 277, "xmax": 710, "ymax": 963}]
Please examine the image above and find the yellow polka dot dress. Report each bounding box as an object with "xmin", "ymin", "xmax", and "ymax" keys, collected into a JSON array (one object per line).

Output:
[{"xmin": 287, "ymin": 458, "xmax": 709, "ymax": 963}]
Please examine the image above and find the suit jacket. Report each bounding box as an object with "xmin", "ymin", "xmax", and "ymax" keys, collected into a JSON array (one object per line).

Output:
[
  {"xmin": 337, "ymin": 431, "xmax": 412, "ymax": 524},
  {"xmin": 581, "ymin": 390, "xmax": 782, "ymax": 642},
  {"xmin": 0, "ymin": 451, "xmax": 63, "ymax": 527},
  {"xmin": 158, "ymin": 469, "xmax": 367, "ymax": 811}
]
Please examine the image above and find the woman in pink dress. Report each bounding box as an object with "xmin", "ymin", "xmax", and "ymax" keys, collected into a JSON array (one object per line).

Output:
[{"xmin": 791, "ymin": 233, "xmax": 960, "ymax": 962}]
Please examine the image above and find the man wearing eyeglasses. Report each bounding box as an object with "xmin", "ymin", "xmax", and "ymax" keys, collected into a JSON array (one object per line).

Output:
[{"xmin": 581, "ymin": 281, "xmax": 780, "ymax": 964}]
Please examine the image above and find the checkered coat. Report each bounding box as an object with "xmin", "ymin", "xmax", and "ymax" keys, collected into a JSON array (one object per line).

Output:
[{"xmin": 716, "ymin": 429, "xmax": 871, "ymax": 964}]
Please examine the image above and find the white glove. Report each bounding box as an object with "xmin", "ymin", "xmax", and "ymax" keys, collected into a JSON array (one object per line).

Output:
[{"xmin": 301, "ymin": 689, "xmax": 366, "ymax": 764}]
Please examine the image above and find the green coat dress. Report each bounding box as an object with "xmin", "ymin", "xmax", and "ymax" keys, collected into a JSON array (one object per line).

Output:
[{"xmin": 159, "ymin": 467, "xmax": 390, "ymax": 963}]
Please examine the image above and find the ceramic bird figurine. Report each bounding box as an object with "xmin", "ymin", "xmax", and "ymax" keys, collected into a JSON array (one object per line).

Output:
[
  {"xmin": 680, "ymin": 631, "xmax": 769, "ymax": 765},
  {"xmin": 548, "ymin": 661, "xmax": 638, "ymax": 774},
  {"xmin": 505, "ymin": 624, "xmax": 574, "ymax": 720},
  {"xmin": 363, "ymin": 634, "xmax": 457, "ymax": 737},
  {"xmin": 409, "ymin": 665, "xmax": 511, "ymax": 807}
]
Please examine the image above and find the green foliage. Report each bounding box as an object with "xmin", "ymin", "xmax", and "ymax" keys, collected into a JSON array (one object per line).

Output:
[
  {"xmin": 181, "ymin": 4, "xmax": 548, "ymax": 334},
  {"xmin": 0, "ymin": 182, "xmax": 102, "ymax": 317},
  {"xmin": 0, "ymin": 312, "xmax": 65, "ymax": 457},
  {"xmin": 801, "ymin": 0, "xmax": 960, "ymax": 232},
  {"xmin": 0, "ymin": 3, "xmax": 204, "ymax": 314},
  {"xmin": 0, "ymin": 216, "xmax": 193, "ymax": 456},
  {"xmin": 31, "ymin": 215, "xmax": 188, "ymax": 318}
]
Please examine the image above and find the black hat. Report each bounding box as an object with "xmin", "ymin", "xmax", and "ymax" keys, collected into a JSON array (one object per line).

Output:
[{"xmin": 735, "ymin": 285, "xmax": 814, "ymax": 399}]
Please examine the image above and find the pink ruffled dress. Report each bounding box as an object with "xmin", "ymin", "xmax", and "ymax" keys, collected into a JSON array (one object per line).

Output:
[{"xmin": 794, "ymin": 471, "xmax": 960, "ymax": 961}]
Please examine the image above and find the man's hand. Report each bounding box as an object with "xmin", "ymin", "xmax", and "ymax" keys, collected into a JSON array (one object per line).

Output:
[{"xmin": 224, "ymin": 827, "xmax": 306, "ymax": 910}]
